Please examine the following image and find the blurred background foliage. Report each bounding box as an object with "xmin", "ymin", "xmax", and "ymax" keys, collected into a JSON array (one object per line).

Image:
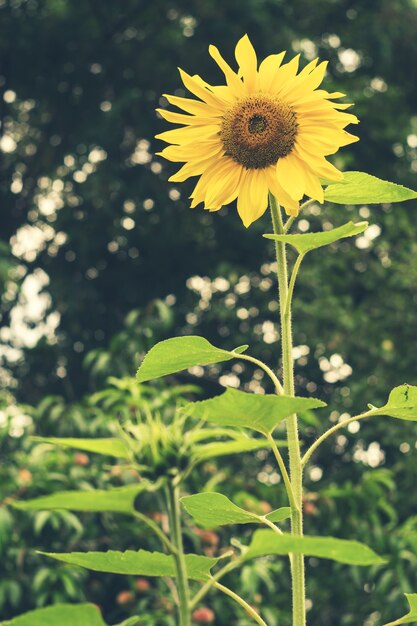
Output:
[{"xmin": 1, "ymin": 0, "xmax": 417, "ymax": 624}]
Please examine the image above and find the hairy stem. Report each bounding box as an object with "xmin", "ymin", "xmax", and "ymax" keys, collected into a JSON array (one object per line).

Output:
[
  {"xmin": 166, "ymin": 482, "xmax": 191, "ymax": 626},
  {"xmin": 133, "ymin": 511, "xmax": 176, "ymax": 553},
  {"xmin": 214, "ymin": 582, "xmax": 268, "ymax": 626},
  {"xmin": 235, "ymin": 351, "xmax": 284, "ymax": 394},
  {"xmin": 266, "ymin": 432, "xmax": 298, "ymax": 512},
  {"xmin": 190, "ymin": 558, "xmax": 240, "ymax": 609},
  {"xmin": 270, "ymin": 193, "xmax": 306, "ymax": 626},
  {"xmin": 301, "ymin": 411, "xmax": 372, "ymax": 468}
]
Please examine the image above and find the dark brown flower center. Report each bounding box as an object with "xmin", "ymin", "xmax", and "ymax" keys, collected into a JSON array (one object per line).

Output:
[{"xmin": 220, "ymin": 95, "xmax": 298, "ymax": 169}]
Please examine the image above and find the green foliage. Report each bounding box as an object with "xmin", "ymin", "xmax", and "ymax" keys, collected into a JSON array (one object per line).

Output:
[
  {"xmin": 383, "ymin": 594, "xmax": 417, "ymax": 626},
  {"xmin": 244, "ymin": 530, "xmax": 386, "ymax": 566},
  {"xmin": 12, "ymin": 485, "xmax": 145, "ymax": 515},
  {"xmin": 264, "ymin": 221, "xmax": 368, "ymax": 254},
  {"xmin": 183, "ymin": 388, "xmax": 326, "ymax": 435},
  {"xmin": 0, "ymin": 603, "xmax": 140, "ymax": 626},
  {"xmin": 181, "ymin": 492, "xmax": 290, "ymax": 528},
  {"xmin": 40, "ymin": 549, "xmax": 219, "ymax": 581},
  {"xmin": 32, "ymin": 437, "xmax": 131, "ymax": 459},
  {"xmin": 193, "ymin": 437, "xmax": 281, "ymax": 461},
  {"xmin": 368, "ymin": 384, "xmax": 417, "ymax": 420},
  {"xmin": 324, "ymin": 172, "xmax": 417, "ymax": 204},
  {"xmin": 136, "ymin": 336, "xmax": 246, "ymax": 383}
]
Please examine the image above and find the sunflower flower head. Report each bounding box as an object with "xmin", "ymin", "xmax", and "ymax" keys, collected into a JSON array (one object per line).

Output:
[{"xmin": 156, "ymin": 35, "xmax": 359, "ymax": 227}]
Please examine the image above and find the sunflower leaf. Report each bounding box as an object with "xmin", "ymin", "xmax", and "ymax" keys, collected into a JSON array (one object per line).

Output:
[
  {"xmin": 181, "ymin": 492, "xmax": 291, "ymax": 528},
  {"xmin": 32, "ymin": 437, "xmax": 130, "ymax": 459},
  {"xmin": 183, "ymin": 387, "xmax": 326, "ymax": 435},
  {"xmin": 194, "ymin": 437, "xmax": 283, "ymax": 462},
  {"xmin": 0, "ymin": 603, "xmax": 108, "ymax": 626},
  {"xmin": 39, "ymin": 549, "xmax": 219, "ymax": 581},
  {"xmin": 368, "ymin": 385, "xmax": 417, "ymax": 421},
  {"xmin": 264, "ymin": 221, "xmax": 368, "ymax": 254},
  {"xmin": 12, "ymin": 485, "xmax": 146, "ymax": 515},
  {"xmin": 324, "ymin": 171, "xmax": 417, "ymax": 204},
  {"xmin": 382, "ymin": 593, "xmax": 417, "ymax": 625},
  {"xmin": 136, "ymin": 336, "xmax": 248, "ymax": 383},
  {"xmin": 181, "ymin": 492, "xmax": 260, "ymax": 527},
  {"xmin": 243, "ymin": 530, "xmax": 386, "ymax": 566}
]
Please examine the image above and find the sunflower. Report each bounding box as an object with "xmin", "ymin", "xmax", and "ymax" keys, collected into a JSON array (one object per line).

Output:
[{"xmin": 156, "ymin": 35, "xmax": 359, "ymax": 228}]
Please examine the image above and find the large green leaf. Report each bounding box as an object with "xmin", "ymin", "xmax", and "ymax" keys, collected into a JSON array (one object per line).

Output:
[
  {"xmin": 264, "ymin": 221, "xmax": 368, "ymax": 254},
  {"xmin": 41, "ymin": 549, "xmax": 219, "ymax": 581},
  {"xmin": 13, "ymin": 485, "xmax": 145, "ymax": 515},
  {"xmin": 136, "ymin": 336, "xmax": 247, "ymax": 383},
  {"xmin": 383, "ymin": 594, "xmax": 417, "ymax": 625},
  {"xmin": 181, "ymin": 492, "xmax": 291, "ymax": 528},
  {"xmin": 369, "ymin": 385, "xmax": 417, "ymax": 421},
  {"xmin": 33, "ymin": 437, "xmax": 130, "ymax": 459},
  {"xmin": 194, "ymin": 437, "xmax": 286, "ymax": 462},
  {"xmin": 244, "ymin": 530, "xmax": 386, "ymax": 566},
  {"xmin": 324, "ymin": 171, "xmax": 417, "ymax": 204},
  {"xmin": 183, "ymin": 388, "xmax": 325, "ymax": 435},
  {"xmin": 0, "ymin": 603, "xmax": 107, "ymax": 626},
  {"xmin": 181, "ymin": 492, "xmax": 259, "ymax": 527}
]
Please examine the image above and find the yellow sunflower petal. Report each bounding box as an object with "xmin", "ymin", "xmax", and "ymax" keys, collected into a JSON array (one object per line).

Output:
[
  {"xmin": 156, "ymin": 108, "xmax": 220, "ymax": 126},
  {"xmin": 169, "ymin": 154, "xmax": 222, "ymax": 182},
  {"xmin": 237, "ymin": 170, "xmax": 256, "ymax": 227},
  {"xmin": 190, "ymin": 158, "xmax": 236, "ymax": 207},
  {"xmin": 264, "ymin": 167, "xmax": 300, "ymax": 216},
  {"xmin": 210, "ymin": 85, "xmax": 235, "ymax": 103},
  {"xmin": 276, "ymin": 154, "xmax": 306, "ymax": 200},
  {"xmin": 209, "ymin": 45, "xmax": 244, "ymax": 98},
  {"xmin": 258, "ymin": 52, "xmax": 286, "ymax": 91},
  {"xmin": 163, "ymin": 94, "xmax": 220, "ymax": 116},
  {"xmin": 303, "ymin": 168, "xmax": 325, "ymax": 203},
  {"xmin": 155, "ymin": 123, "xmax": 221, "ymax": 145},
  {"xmin": 235, "ymin": 34, "xmax": 258, "ymax": 93},
  {"xmin": 297, "ymin": 58, "xmax": 319, "ymax": 78},
  {"xmin": 282, "ymin": 61, "xmax": 329, "ymax": 103},
  {"xmin": 294, "ymin": 144, "xmax": 343, "ymax": 181},
  {"xmin": 158, "ymin": 140, "xmax": 222, "ymax": 163},
  {"xmin": 205, "ymin": 159, "xmax": 243, "ymax": 208},
  {"xmin": 297, "ymin": 134, "xmax": 342, "ymax": 157},
  {"xmin": 270, "ymin": 54, "xmax": 301, "ymax": 95},
  {"xmin": 178, "ymin": 69, "xmax": 229, "ymax": 108},
  {"xmin": 249, "ymin": 169, "xmax": 269, "ymax": 221}
]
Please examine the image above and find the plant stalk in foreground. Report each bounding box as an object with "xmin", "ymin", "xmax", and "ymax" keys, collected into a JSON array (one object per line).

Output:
[
  {"xmin": 270, "ymin": 193, "xmax": 306, "ymax": 626},
  {"xmin": 166, "ymin": 481, "xmax": 191, "ymax": 626}
]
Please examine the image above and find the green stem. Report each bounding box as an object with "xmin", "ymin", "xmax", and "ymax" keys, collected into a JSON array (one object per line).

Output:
[
  {"xmin": 285, "ymin": 253, "xmax": 305, "ymax": 318},
  {"xmin": 190, "ymin": 558, "xmax": 240, "ymax": 609},
  {"xmin": 214, "ymin": 582, "xmax": 268, "ymax": 626},
  {"xmin": 234, "ymin": 351, "xmax": 284, "ymax": 395},
  {"xmin": 266, "ymin": 432, "xmax": 298, "ymax": 512},
  {"xmin": 284, "ymin": 199, "xmax": 315, "ymax": 233},
  {"xmin": 166, "ymin": 482, "xmax": 191, "ymax": 626},
  {"xmin": 133, "ymin": 511, "xmax": 176, "ymax": 553},
  {"xmin": 301, "ymin": 411, "xmax": 372, "ymax": 468},
  {"xmin": 270, "ymin": 193, "xmax": 306, "ymax": 626}
]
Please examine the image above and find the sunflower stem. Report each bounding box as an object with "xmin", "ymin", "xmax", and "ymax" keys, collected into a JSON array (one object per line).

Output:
[
  {"xmin": 166, "ymin": 481, "xmax": 191, "ymax": 626},
  {"xmin": 214, "ymin": 582, "xmax": 268, "ymax": 626},
  {"xmin": 269, "ymin": 193, "xmax": 306, "ymax": 626}
]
